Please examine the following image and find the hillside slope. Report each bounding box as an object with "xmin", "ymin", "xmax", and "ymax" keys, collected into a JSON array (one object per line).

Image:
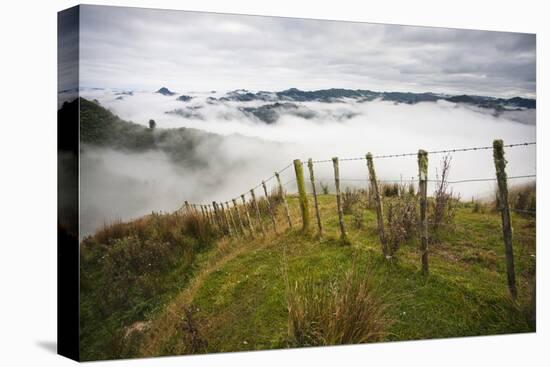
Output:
[{"xmin": 80, "ymin": 191, "xmax": 536, "ymax": 360}]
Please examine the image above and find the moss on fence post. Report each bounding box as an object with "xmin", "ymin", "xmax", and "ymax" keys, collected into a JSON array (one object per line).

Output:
[
  {"xmin": 308, "ymin": 158, "xmax": 323, "ymax": 238},
  {"xmin": 366, "ymin": 153, "xmax": 388, "ymax": 257},
  {"xmin": 332, "ymin": 157, "xmax": 347, "ymax": 240},
  {"xmin": 294, "ymin": 159, "xmax": 310, "ymax": 231},
  {"xmin": 418, "ymin": 149, "xmax": 429, "ymax": 275},
  {"xmin": 493, "ymin": 139, "xmax": 517, "ymax": 299},
  {"xmin": 212, "ymin": 201, "xmax": 224, "ymax": 235},
  {"xmin": 225, "ymin": 202, "xmax": 238, "ymax": 237}
]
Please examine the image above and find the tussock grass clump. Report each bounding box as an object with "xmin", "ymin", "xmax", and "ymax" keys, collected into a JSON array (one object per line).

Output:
[{"xmin": 286, "ymin": 264, "xmax": 390, "ymax": 347}]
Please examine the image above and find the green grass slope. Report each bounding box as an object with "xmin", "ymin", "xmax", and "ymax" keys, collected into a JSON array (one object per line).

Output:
[{"xmin": 79, "ymin": 193, "xmax": 535, "ymax": 360}]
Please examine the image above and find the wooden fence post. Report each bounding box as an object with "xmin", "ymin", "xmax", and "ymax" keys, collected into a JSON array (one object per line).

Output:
[
  {"xmin": 212, "ymin": 201, "xmax": 223, "ymax": 233},
  {"xmin": 232, "ymin": 198, "xmax": 246, "ymax": 235},
  {"xmin": 250, "ymin": 188, "xmax": 266, "ymax": 236},
  {"xmin": 241, "ymin": 194, "xmax": 255, "ymax": 237},
  {"xmin": 200, "ymin": 205, "xmax": 207, "ymax": 221},
  {"xmin": 209, "ymin": 205, "xmax": 215, "ymax": 224},
  {"xmin": 418, "ymin": 149, "xmax": 429, "ymax": 275},
  {"xmin": 262, "ymin": 181, "xmax": 278, "ymax": 234},
  {"xmin": 225, "ymin": 202, "xmax": 238, "ymax": 236},
  {"xmin": 293, "ymin": 159, "xmax": 310, "ymax": 231},
  {"xmin": 275, "ymin": 172, "xmax": 293, "ymax": 229},
  {"xmin": 366, "ymin": 153, "xmax": 389, "ymax": 257},
  {"xmin": 220, "ymin": 201, "xmax": 233, "ymax": 237},
  {"xmin": 185, "ymin": 201, "xmax": 191, "ymax": 213},
  {"xmin": 332, "ymin": 157, "xmax": 347, "ymax": 239},
  {"xmin": 307, "ymin": 159, "xmax": 323, "ymax": 237},
  {"xmin": 208, "ymin": 204, "xmax": 216, "ymax": 228},
  {"xmin": 493, "ymin": 139, "xmax": 518, "ymax": 299}
]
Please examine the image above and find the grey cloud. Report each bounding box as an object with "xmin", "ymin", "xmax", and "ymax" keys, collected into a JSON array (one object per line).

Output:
[{"xmin": 78, "ymin": 5, "xmax": 535, "ymax": 97}]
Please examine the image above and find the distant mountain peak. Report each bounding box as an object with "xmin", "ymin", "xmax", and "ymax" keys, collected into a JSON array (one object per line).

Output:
[
  {"xmin": 156, "ymin": 87, "xmax": 176, "ymax": 96},
  {"xmin": 211, "ymin": 87, "xmax": 536, "ymax": 109}
]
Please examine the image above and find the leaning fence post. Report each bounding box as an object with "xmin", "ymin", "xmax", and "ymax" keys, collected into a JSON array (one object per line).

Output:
[
  {"xmin": 332, "ymin": 157, "xmax": 347, "ymax": 240},
  {"xmin": 493, "ymin": 139, "xmax": 518, "ymax": 299},
  {"xmin": 232, "ymin": 198, "xmax": 246, "ymax": 235},
  {"xmin": 185, "ymin": 201, "xmax": 191, "ymax": 213},
  {"xmin": 205, "ymin": 205, "xmax": 213, "ymax": 225},
  {"xmin": 220, "ymin": 201, "xmax": 233, "ymax": 237},
  {"xmin": 225, "ymin": 202, "xmax": 238, "ymax": 236},
  {"xmin": 418, "ymin": 149, "xmax": 429, "ymax": 275},
  {"xmin": 366, "ymin": 153, "xmax": 389, "ymax": 257},
  {"xmin": 241, "ymin": 194, "xmax": 255, "ymax": 237},
  {"xmin": 293, "ymin": 159, "xmax": 310, "ymax": 231},
  {"xmin": 212, "ymin": 201, "xmax": 223, "ymax": 234},
  {"xmin": 275, "ymin": 172, "xmax": 293, "ymax": 229},
  {"xmin": 262, "ymin": 181, "xmax": 278, "ymax": 234},
  {"xmin": 200, "ymin": 205, "xmax": 207, "ymax": 221},
  {"xmin": 208, "ymin": 204, "xmax": 216, "ymax": 229},
  {"xmin": 308, "ymin": 159, "xmax": 323, "ymax": 237},
  {"xmin": 206, "ymin": 204, "xmax": 216, "ymax": 226},
  {"xmin": 250, "ymin": 188, "xmax": 266, "ymax": 236}
]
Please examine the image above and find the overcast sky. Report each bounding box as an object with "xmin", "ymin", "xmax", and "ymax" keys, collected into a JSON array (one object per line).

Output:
[{"xmin": 79, "ymin": 5, "xmax": 536, "ymax": 98}]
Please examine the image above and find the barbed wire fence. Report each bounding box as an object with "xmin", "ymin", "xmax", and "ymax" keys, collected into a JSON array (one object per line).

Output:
[{"xmin": 178, "ymin": 140, "xmax": 535, "ymax": 298}]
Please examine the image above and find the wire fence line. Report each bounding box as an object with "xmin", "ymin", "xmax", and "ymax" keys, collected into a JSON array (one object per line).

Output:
[
  {"xmin": 309, "ymin": 141, "xmax": 536, "ymax": 163},
  {"xmin": 312, "ymin": 174, "xmax": 537, "ymax": 185},
  {"xmin": 181, "ymin": 140, "xmax": 536, "ymax": 211},
  {"xmin": 177, "ymin": 139, "xmax": 535, "ymax": 299}
]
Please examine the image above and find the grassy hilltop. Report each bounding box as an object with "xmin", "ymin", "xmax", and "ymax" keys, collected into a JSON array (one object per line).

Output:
[{"xmin": 80, "ymin": 187, "xmax": 536, "ymax": 360}]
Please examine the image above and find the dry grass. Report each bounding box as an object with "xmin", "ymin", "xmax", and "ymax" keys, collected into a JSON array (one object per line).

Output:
[
  {"xmin": 342, "ymin": 187, "xmax": 362, "ymax": 214},
  {"xmin": 508, "ymin": 182, "xmax": 536, "ymax": 214},
  {"xmin": 285, "ymin": 261, "xmax": 391, "ymax": 347},
  {"xmin": 320, "ymin": 181, "xmax": 329, "ymax": 195},
  {"xmin": 381, "ymin": 182, "xmax": 399, "ymax": 197},
  {"xmin": 385, "ymin": 196, "xmax": 418, "ymax": 255}
]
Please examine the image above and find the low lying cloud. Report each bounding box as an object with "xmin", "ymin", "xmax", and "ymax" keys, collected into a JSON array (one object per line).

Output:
[{"xmin": 79, "ymin": 89, "xmax": 536, "ymax": 236}]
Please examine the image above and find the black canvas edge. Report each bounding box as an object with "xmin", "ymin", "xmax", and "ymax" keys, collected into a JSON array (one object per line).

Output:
[{"xmin": 58, "ymin": 5, "xmax": 81, "ymax": 362}]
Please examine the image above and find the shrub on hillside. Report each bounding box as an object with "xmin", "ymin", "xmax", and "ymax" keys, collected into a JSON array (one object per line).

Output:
[
  {"xmin": 342, "ymin": 187, "xmax": 362, "ymax": 214},
  {"xmin": 320, "ymin": 181, "xmax": 329, "ymax": 195},
  {"xmin": 385, "ymin": 196, "xmax": 418, "ymax": 254},
  {"xmin": 508, "ymin": 182, "xmax": 536, "ymax": 215},
  {"xmin": 382, "ymin": 182, "xmax": 400, "ymax": 197},
  {"xmin": 80, "ymin": 210, "xmax": 217, "ymax": 360},
  {"xmin": 429, "ymin": 155, "xmax": 459, "ymax": 236}
]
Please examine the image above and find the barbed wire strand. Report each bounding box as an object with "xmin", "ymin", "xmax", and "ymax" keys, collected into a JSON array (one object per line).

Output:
[
  {"xmin": 334, "ymin": 174, "xmax": 536, "ymax": 184},
  {"xmin": 181, "ymin": 142, "xmax": 535, "ymax": 209},
  {"xmin": 308, "ymin": 141, "xmax": 535, "ymax": 163}
]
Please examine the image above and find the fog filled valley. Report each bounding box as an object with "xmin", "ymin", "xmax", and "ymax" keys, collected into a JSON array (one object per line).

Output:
[{"xmin": 72, "ymin": 87, "xmax": 536, "ymax": 237}]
